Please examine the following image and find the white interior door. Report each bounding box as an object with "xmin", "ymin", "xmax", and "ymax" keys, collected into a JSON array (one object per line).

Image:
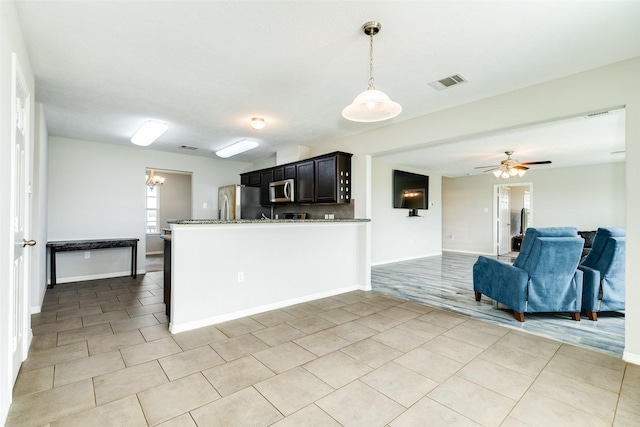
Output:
[
  {"xmin": 497, "ymin": 186, "xmax": 510, "ymax": 255},
  {"xmin": 10, "ymin": 53, "xmax": 32, "ymax": 382}
]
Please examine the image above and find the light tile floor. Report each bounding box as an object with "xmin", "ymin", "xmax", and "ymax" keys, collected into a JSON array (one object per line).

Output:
[{"xmin": 7, "ymin": 271, "xmax": 640, "ymax": 426}]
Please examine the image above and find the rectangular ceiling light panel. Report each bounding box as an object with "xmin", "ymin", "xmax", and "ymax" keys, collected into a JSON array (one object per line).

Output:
[
  {"xmin": 215, "ymin": 139, "xmax": 259, "ymax": 158},
  {"xmin": 131, "ymin": 120, "xmax": 169, "ymax": 146}
]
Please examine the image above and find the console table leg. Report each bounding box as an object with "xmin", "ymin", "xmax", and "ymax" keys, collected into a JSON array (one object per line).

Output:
[
  {"xmin": 49, "ymin": 249, "xmax": 57, "ymax": 288},
  {"xmin": 132, "ymin": 241, "xmax": 137, "ymax": 279}
]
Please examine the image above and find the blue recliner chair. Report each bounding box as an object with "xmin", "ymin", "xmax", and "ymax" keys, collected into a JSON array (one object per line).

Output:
[
  {"xmin": 578, "ymin": 227, "xmax": 625, "ymax": 321},
  {"xmin": 473, "ymin": 227, "xmax": 584, "ymax": 322}
]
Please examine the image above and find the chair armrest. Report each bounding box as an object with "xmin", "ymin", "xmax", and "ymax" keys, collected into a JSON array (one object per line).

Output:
[
  {"xmin": 473, "ymin": 256, "xmax": 529, "ymax": 312},
  {"xmin": 578, "ymin": 265, "xmax": 600, "ymax": 311}
]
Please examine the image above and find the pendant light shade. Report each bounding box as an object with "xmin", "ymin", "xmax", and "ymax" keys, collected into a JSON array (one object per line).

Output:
[
  {"xmin": 343, "ymin": 21, "xmax": 401, "ymax": 123},
  {"xmin": 342, "ymin": 88, "xmax": 402, "ymax": 123}
]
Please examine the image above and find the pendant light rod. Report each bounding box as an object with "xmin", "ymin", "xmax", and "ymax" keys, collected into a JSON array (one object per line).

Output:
[{"xmin": 364, "ymin": 21, "xmax": 381, "ymax": 90}]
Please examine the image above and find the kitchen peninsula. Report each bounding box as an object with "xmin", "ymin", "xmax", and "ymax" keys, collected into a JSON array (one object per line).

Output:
[{"xmin": 167, "ymin": 218, "xmax": 370, "ymax": 333}]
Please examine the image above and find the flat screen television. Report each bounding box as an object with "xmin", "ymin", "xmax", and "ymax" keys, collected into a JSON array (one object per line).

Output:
[{"xmin": 393, "ymin": 170, "xmax": 429, "ymax": 217}]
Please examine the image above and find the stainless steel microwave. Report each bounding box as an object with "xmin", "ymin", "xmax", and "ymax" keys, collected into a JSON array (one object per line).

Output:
[{"xmin": 269, "ymin": 179, "xmax": 295, "ymax": 203}]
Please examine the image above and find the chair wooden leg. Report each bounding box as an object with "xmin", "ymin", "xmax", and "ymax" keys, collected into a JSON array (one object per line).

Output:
[
  {"xmin": 585, "ymin": 310, "xmax": 598, "ymax": 321},
  {"xmin": 474, "ymin": 292, "xmax": 482, "ymax": 302},
  {"xmin": 513, "ymin": 311, "xmax": 525, "ymax": 322},
  {"xmin": 571, "ymin": 312, "xmax": 581, "ymax": 321}
]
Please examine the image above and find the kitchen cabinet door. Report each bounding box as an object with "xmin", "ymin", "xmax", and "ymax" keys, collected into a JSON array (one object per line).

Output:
[
  {"xmin": 315, "ymin": 157, "xmax": 337, "ymax": 203},
  {"xmin": 260, "ymin": 170, "xmax": 274, "ymax": 205},
  {"xmin": 274, "ymin": 165, "xmax": 297, "ymax": 182},
  {"xmin": 240, "ymin": 171, "xmax": 261, "ymax": 187},
  {"xmin": 296, "ymin": 161, "xmax": 315, "ymax": 203},
  {"xmin": 315, "ymin": 153, "xmax": 351, "ymax": 203},
  {"xmin": 273, "ymin": 167, "xmax": 285, "ymax": 182}
]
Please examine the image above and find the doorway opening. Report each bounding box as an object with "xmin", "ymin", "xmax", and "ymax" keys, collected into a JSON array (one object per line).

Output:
[
  {"xmin": 144, "ymin": 168, "xmax": 192, "ymax": 271},
  {"xmin": 493, "ymin": 182, "xmax": 532, "ymax": 256}
]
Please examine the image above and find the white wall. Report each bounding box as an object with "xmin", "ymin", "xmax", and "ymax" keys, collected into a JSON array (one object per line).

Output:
[
  {"xmin": 171, "ymin": 222, "xmax": 368, "ymax": 333},
  {"xmin": 531, "ymin": 163, "xmax": 625, "ymax": 229},
  {"xmin": 31, "ymin": 104, "xmax": 48, "ymax": 310},
  {"xmin": 0, "ymin": 1, "xmax": 36, "ymax": 423},
  {"xmin": 442, "ymin": 162, "xmax": 625, "ymax": 254},
  {"xmin": 371, "ymin": 159, "xmax": 442, "ymax": 265},
  {"xmin": 47, "ymin": 137, "xmax": 250, "ymax": 282}
]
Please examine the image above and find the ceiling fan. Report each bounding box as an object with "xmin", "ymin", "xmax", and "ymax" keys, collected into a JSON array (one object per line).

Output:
[{"xmin": 475, "ymin": 151, "xmax": 551, "ymax": 178}]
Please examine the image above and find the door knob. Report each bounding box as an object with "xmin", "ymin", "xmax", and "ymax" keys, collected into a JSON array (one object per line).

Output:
[{"xmin": 22, "ymin": 239, "xmax": 36, "ymax": 247}]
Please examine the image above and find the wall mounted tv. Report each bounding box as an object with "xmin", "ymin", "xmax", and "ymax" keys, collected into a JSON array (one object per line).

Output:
[{"xmin": 393, "ymin": 170, "xmax": 429, "ymax": 217}]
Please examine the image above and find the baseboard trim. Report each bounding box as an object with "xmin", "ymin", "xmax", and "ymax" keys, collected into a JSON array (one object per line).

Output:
[
  {"xmin": 371, "ymin": 252, "xmax": 442, "ymax": 267},
  {"xmin": 443, "ymin": 249, "xmax": 495, "ymax": 256},
  {"xmin": 623, "ymin": 350, "xmax": 640, "ymax": 366},
  {"xmin": 169, "ymin": 284, "xmax": 368, "ymax": 334},
  {"xmin": 48, "ymin": 269, "xmax": 145, "ymax": 285}
]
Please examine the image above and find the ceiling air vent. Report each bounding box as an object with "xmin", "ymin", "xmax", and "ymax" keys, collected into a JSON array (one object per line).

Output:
[
  {"xmin": 584, "ymin": 110, "xmax": 611, "ymax": 119},
  {"xmin": 179, "ymin": 145, "xmax": 198, "ymax": 150},
  {"xmin": 428, "ymin": 74, "xmax": 467, "ymax": 91}
]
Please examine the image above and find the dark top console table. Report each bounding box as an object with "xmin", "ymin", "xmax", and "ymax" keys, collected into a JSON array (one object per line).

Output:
[{"xmin": 46, "ymin": 238, "xmax": 139, "ymax": 288}]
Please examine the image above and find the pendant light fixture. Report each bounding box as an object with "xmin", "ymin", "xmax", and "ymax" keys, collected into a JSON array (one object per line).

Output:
[{"xmin": 342, "ymin": 21, "xmax": 401, "ymax": 123}]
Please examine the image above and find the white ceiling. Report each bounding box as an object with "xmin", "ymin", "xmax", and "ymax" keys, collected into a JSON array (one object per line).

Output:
[
  {"xmin": 14, "ymin": 1, "xmax": 639, "ymax": 172},
  {"xmin": 377, "ymin": 108, "xmax": 626, "ymax": 177}
]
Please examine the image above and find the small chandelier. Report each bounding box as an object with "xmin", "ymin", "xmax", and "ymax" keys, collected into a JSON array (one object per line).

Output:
[
  {"xmin": 145, "ymin": 170, "xmax": 165, "ymax": 189},
  {"xmin": 493, "ymin": 166, "xmax": 526, "ymax": 179},
  {"xmin": 342, "ymin": 21, "xmax": 401, "ymax": 123}
]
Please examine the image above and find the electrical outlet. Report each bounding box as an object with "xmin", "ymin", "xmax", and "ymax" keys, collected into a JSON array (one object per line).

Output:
[
  {"xmin": 84, "ymin": 251, "xmax": 90, "ymax": 259},
  {"xmin": 203, "ymin": 202, "xmax": 208, "ymax": 209},
  {"xmin": 237, "ymin": 272, "xmax": 244, "ymax": 283}
]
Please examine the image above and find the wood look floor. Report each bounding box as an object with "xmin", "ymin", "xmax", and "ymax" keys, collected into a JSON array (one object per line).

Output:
[
  {"xmin": 6, "ymin": 260, "xmax": 639, "ymax": 426},
  {"xmin": 372, "ymin": 252, "xmax": 625, "ymax": 357}
]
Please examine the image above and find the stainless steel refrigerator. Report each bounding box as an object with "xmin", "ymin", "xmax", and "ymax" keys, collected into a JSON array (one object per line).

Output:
[{"xmin": 218, "ymin": 185, "xmax": 263, "ymax": 220}]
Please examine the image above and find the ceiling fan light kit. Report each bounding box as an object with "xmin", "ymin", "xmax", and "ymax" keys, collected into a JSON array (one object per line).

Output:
[
  {"xmin": 478, "ymin": 151, "xmax": 551, "ymax": 179},
  {"xmin": 342, "ymin": 21, "xmax": 402, "ymax": 123}
]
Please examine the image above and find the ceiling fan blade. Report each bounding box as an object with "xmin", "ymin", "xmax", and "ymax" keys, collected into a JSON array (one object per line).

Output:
[
  {"xmin": 514, "ymin": 165, "xmax": 529, "ymax": 170},
  {"xmin": 482, "ymin": 167, "xmax": 500, "ymax": 173},
  {"xmin": 519, "ymin": 160, "xmax": 552, "ymax": 165},
  {"xmin": 474, "ymin": 165, "xmax": 501, "ymax": 169}
]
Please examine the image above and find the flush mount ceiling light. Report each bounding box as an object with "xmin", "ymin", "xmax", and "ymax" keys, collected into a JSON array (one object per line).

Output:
[
  {"xmin": 131, "ymin": 120, "xmax": 168, "ymax": 146},
  {"xmin": 215, "ymin": 139, "xmax": 259, "ymax": 158},
  {"xmin": 342, "ymin": 21, "xmax": 401, "ymax": 123},
  {"xmin": 250, "ymin": 117, "xmax": 266, "ymax": 130}
]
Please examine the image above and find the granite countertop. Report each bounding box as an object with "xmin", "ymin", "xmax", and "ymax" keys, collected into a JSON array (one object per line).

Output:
[{"xmin": 169, "ymin": 219, "xmax": 370, "ymax": 225}]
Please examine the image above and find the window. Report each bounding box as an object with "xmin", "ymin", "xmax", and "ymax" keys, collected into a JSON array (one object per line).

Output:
[{"xmin": 146, "ymin": 186, "xmax": 159, "ymax": 234}]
